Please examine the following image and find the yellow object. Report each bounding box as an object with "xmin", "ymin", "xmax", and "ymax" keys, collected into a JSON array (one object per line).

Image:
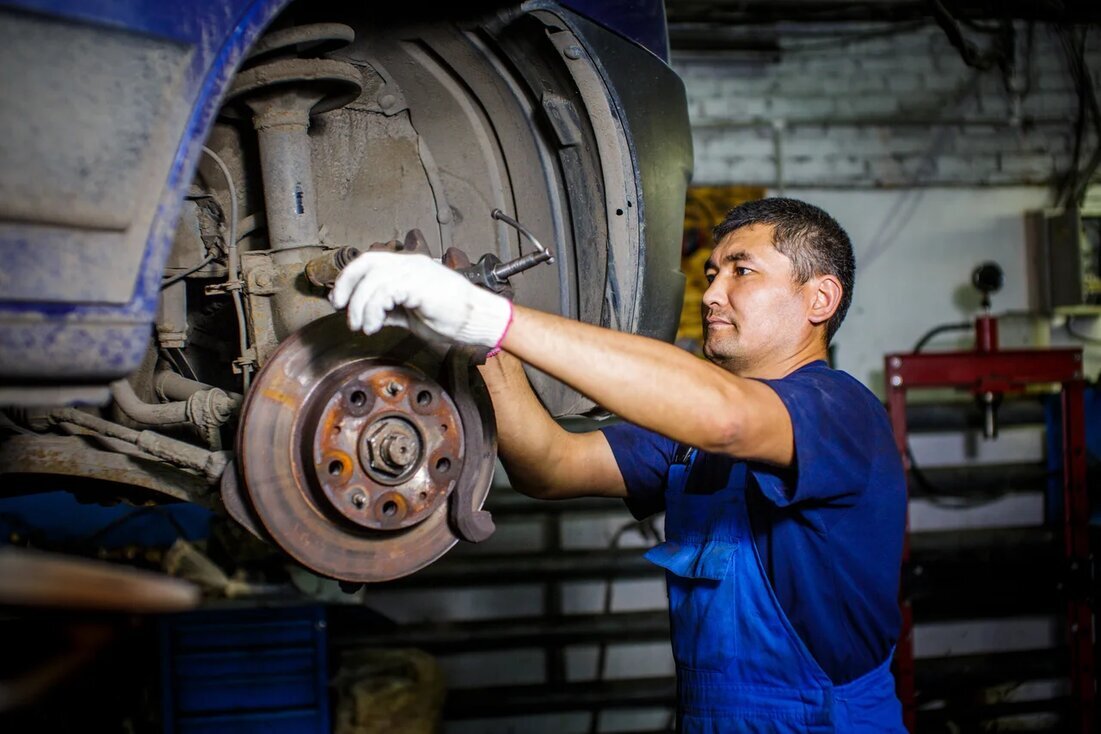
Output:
[{"xmin": 676, "ymin": 186, "xmax": 765, "ymax": 352}]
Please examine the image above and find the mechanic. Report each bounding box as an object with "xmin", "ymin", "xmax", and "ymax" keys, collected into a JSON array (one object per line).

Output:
[{"xmin": 331, "ymin": 197, "xmax": 907, "ymax": 732}]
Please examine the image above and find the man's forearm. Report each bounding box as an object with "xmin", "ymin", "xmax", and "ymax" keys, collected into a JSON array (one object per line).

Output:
[
  {"xmin": 477, "ymin": 352, "xmax": 576, "ymax": 497},
  {"xmin": 500, "ymin": 305, "xmax": 754, "ymax": 455}
]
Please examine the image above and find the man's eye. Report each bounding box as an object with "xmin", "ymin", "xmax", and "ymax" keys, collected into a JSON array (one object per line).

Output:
[
  {"xmin": 704, "ymin": 273, "xmax": 716, "ymax": 284},
  {"xmin": 735, "ymin": 267, "xmax": 751, "ymax": 276}
]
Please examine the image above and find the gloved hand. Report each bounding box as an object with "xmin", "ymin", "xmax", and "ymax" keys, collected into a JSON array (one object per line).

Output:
[{"xmin": 330, "ymin": 251, "xmax": 513, "ymax": 349}]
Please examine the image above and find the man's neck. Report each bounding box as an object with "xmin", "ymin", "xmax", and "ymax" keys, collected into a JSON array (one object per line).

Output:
[{"xmin": 729, "ymin": 344, "xmax": 829, "ymax": 380}]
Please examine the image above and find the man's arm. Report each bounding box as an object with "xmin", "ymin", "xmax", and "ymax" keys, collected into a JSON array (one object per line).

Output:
[
  {"xmin": 500, "ymin": 305, "xmax": 795, "ymax": 466},
  {"xmin": 478, "ymin": 351, "xmax": 627, "ymax": 500},
  {"xmin": 329, "ymin": 252, "xmax": 793, "ymax": 466}
]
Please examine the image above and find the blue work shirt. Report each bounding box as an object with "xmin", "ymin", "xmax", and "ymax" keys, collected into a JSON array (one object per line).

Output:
[{"xmin": 601, "ymin": 360, "xmax": 907, "ymax": 684}]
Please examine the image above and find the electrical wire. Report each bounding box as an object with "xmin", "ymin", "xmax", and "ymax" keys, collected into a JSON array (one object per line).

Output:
[
  {"xmin": 859, "ymin": 69, "xmax": 985, "ymax": 271},
  {"xmin": 780, "ymin": 19, "xmax": 931, "ymax": 54},
  {"xmin": 77, "ymin": 505, "xmax": 191, "ymax": 550},
  {"xmin": 929, "ymin": 0, "xmax": 1013, "ymax": 72},
  {"xmin": 161, "ymin": 253, "xmax": 218, "ymax": 289},
  {"xmin": 173, "ymin": 347, "xmax": 199, "ymax": 382},
  {"xmin": 200, "ymin": 145, "xmax": 252, "ymax": 391},
  {"xmin": 912, "ymin": 321, "xmax": 973, "ymax": 353},
  {"xmin": 159, "ymin": 347, "xmax": 186, "ymax": 378},
  {"xmin": 1054, "ymin": 26, "xmax": 1101, "ymax": 209}
]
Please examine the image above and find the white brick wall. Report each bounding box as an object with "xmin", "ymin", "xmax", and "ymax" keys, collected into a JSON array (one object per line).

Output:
[{"xmin": 674, "ymin": 22, "xmax": 1101, "ymax": 189}]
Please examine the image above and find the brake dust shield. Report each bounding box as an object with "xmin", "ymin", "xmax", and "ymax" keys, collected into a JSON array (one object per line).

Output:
[{"xmin": 232, "ymin": 314, "xmax": 496, "ymax": 582}]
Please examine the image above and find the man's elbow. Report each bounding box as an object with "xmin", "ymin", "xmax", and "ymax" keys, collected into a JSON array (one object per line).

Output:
[
  {"xmin": 499, "ymin": 462, "xmax": 567, "ymax": 501},
  {"xmin": 509, "ymin": 477, "xmax": 564, "ymax": 501}
]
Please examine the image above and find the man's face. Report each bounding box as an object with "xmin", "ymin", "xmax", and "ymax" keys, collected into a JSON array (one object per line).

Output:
[{"xmin": 701, "ymin": 223, "xmax": 810, "ymax": 374}]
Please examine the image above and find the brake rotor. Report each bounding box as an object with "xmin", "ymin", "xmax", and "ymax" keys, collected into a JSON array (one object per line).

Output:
[{"xmin": 234, "ymin": 314, "xmax": 496, "ymax": 582}]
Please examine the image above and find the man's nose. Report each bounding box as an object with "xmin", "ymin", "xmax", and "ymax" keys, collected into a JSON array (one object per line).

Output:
[{"xmin": 702, "ymin": 276, "xmax": 725, "ymax": 308}]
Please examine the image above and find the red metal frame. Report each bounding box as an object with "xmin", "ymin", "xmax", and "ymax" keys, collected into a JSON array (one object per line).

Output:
[{"xmin": 884, "ymin": 345, "xmax": 1093, "ymax": 733}]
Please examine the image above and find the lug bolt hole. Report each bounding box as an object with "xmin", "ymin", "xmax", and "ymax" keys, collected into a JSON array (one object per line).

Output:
[
  {"xmin": 349, "ymin": 390, "xmax": 367, "ymax": 407},
  {"xmin": 382, "ymin": 501, "xmax": 398, "ymax": 516},
  {"xmin": 328, "ymin": 460, "xmax": 344, "ymax": 476},
  {"xmin": 417, "ymin": 390, "xmax": 432, "ymax": 406},
  {"xmin": 436, "ymin": 457, "xmax": 451, "ymax": 473}
]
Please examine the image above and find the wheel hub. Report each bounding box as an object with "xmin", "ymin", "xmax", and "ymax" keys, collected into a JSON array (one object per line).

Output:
[{"xmin": 306, "ymin": 363, "xmax": 463, "ymax": 532}]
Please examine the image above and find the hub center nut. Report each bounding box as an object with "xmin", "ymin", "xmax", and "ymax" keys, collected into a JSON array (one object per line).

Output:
[{"xmin": 361, "ymin": 416, "xmax": 422, "ymax": 483}]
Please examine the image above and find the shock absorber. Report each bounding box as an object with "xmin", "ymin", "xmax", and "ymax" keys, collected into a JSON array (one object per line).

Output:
[{"xmin": 222, "ymin": 23, "xmax": 363, "ymax": 334}]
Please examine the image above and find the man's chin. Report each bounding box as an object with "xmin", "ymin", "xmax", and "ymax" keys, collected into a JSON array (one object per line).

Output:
[{"xmin": 703, "ymin": 340, "xmax": 737, "ymax": 367}]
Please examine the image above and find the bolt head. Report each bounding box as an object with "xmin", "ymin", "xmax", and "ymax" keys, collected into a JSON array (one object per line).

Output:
[
  {"xmin": 365, "ymin": 418, "xmax": 421, "ymax": 478},
  {"xmin": 382, "ymin": 433, "xmax": 416, "ymax": 468}
]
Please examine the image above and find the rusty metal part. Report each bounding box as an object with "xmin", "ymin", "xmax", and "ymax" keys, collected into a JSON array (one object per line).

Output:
[
  {"xmin": 304, "ymin": 246, "xmax": 362, "ymax": 288},
  {"xmin": 245, "ymin": 22, "xmax": 355, "ymax": 65},
  {"xmin": 303, "ymin": 229, "xmax": 433, "ymax": 288},
  {"xmin": 155, "ymin": 370, "xmax": 243, "ymax": 404},
  {"xmin": 221, "ymin": 22, "xmax": 364, "ymax": 375},
  {"xmin": 47, "ymin": 409, "xmax": 229, "ymax": 485},
  {"xmin": 441, "ymin": 247, "xmax": 473, "ymax": 270},
  {"xmin": 226, "ymin": 58, "xmax": 364, "ymax": 120},
  {"xmin": 219, "ymin": 459, "xmax": 268, "ymax": 540},
  {"xmin": 110, "ymin": 378, "xmax": 239, "ymax": 449},
  {"xmin": 443, "ymin": 347, "xmax": 496, "ymax": 543},
  {"xmin": 305, "ymin": 361, "xmax": 464, "ymax": 532},
  {"xmin": 234, "ymin": 313, "xmax": 496, "ymax": 582},
  {"xmin": 0, "ymin": 434, "xmax": 208, "ymax": 503}
]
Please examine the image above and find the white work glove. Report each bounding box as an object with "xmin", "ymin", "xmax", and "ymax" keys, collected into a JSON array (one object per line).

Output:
[{"xmin": 330, "ymin": 251, "xmax": 513, "ymax": 350}]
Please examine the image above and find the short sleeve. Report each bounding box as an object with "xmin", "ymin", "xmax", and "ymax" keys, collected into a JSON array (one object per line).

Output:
[
  {"xmin": 599, "ymin": 422, "xmax": 677, "ymax": 519},
  {"xmin": 749, "ymin": 366, "xmax": 877, "ymax": 507}
]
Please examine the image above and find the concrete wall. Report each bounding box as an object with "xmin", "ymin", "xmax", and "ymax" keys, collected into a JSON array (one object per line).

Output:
[{"xmin": 678, "ymin": 22, "xmax": 1099, "ymax": 190}]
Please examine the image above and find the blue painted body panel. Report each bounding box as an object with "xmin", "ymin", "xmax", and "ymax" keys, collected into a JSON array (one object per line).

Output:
[
  {"xmin": 0, "ymin": 0, "xmax": 289, "ymax": 383},
  {"xmin": 0, "ymin": 0, "xmax": 675, "ymax": 387}
]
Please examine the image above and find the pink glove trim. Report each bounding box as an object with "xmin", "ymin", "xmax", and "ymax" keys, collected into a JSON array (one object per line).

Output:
[{"xmin": 485, "ymin": 301, "xmax": 514, "ymax": 358}]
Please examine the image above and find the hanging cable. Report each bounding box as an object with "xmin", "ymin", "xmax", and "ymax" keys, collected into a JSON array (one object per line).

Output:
[
  {"xmin": 173, "ymin": 347, "xmax": 199, "ymax": 382},
  {"xmin": 200, "ymin": 145, "xmax": 252, "ymax": 391},
  {"xmin": 912, "ymin": 322, "xmax": 973, "ymax": 353},
  {"xmin": 1056, "ymin": 26, "xmax": 1101, "ymax": 209},
  {"xmin": 161, "ymin": 253, "xmax": 218, "ymax": 289},
  {"xmin": 928, "ymin": 0, "xmax": 1013, "ymax": 72}
]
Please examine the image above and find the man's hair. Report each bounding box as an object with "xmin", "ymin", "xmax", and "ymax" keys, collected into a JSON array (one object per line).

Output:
[{"xmin": 712, "ymin": 197, "xmax": 855, "ymax": 343}]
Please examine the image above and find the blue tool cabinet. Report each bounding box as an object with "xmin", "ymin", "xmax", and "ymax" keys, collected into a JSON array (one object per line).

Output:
[{"xmin": 159, "ymin": 604, "xmax": 330, "ymax": 734}]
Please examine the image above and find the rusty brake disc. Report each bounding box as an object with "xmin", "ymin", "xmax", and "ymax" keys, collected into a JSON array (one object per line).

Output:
[{"xmin": 234, "ymin": 314, "xmax": 495, "ymax": 582}]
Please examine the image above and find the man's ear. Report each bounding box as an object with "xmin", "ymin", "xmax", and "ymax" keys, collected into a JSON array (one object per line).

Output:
[{"xmin": 808, "ymin": 275, "xmax": 842, "ymax": 326}]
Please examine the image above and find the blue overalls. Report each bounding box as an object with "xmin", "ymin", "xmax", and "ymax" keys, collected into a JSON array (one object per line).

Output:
[{"xmin": 645, "ymin": 451, "xmax": 906, "ymax": 733}]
